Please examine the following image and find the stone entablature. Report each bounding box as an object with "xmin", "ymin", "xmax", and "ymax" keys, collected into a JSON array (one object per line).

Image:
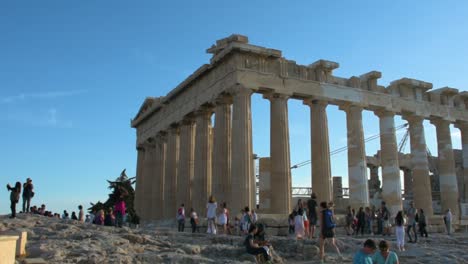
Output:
[{"xmin": 132, "ymin": 35, "xmax": 468, "ymax": 146}]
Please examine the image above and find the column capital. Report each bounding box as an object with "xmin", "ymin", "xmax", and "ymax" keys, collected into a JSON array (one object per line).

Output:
[
  {"xmin": 168, "ymin": 123, "xmax": 180, "ymax": 134},
  {"xmin": 142, "ymin": 138, "xmax": 156, "ymax": 149},
  {"xmin": 303, "ymin": 98, "xmax": 328, "ymax": 108},
  {"xmin": 454, "ymin": 120, "xmax": 468, "ymax": 130},
  {"xmin": 374, "ymin": 109, "xmax": 395, "ymax": 118},
  {"xmin": 214, "ymin": 93, "xmax": 233, "ymax": 105},
  {"xmin": 194, "ymin": 105, "xmax": 214, "ymax": 119},
  {"xmin": 136, "ymin": 145, "xmax": 145, "ymax": 152},
  {"xmin": 226, "ymin": 85, "xmax": 253, "ymax": 97},
  {"xmin": 338, "ymin": 102, "xmax": 362, "ymax": 113},
  {"xmin": 429, "ymin": 117, "xmax": 451, "ymax": 127},
  {"xmin": 263, "ymin": 92, "xmax": 290, "ymax": 101},
  {"xmin": 181, "ymin": 114, "xmax": 196, "ymax": 126},
  {"xmin": 155, "ymin": 131, "xmax": 167, "ymax": 143},
  {"xmin": 401, "ymin": 113, "xmax": 425, "ymax": 124}
]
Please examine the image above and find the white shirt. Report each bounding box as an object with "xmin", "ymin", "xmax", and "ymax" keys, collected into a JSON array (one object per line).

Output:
[
  {"xmin": 446, "ymin": 211, "xmax": 453, "ymax": 222},
  {"xmin": 207, "ymin": 202, "xmax": 217, "ymax": 218}
]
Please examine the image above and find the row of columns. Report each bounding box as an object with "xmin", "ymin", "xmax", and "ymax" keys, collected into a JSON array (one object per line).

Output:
[{"xmin": 135, "ymin": 88, "xmax": 468, "ymax": 221}]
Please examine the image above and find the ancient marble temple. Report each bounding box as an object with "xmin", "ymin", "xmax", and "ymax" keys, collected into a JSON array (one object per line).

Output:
[{"xmin": 132, "ymin": 35, "xmax": 468, "ymax": 222}]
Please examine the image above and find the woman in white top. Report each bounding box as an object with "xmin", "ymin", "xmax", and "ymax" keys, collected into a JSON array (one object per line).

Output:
[
  {"xmin": 218, "ymin": 202, "xmax": 228, "ymax": 234},
  {"xmin": 206, "ymin": 195, "xmax": 218, "ymax": 234}
]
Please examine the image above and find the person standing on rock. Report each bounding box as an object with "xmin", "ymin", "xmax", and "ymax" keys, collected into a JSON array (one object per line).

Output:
[
  {"xmin": 190, "ymin": 208, "xmax": 199, "ymax": 233},
  {"xmin": 177, "ymin": 203, "xmax": 186, "ymax": 232},
  {"xmin": 356, "ymin": 207, "xmax": 366, "ymax": 236},
  {"xmin": 206, "ymin": 195, "xmax": 217, "ymax": 234},
  {"xmin": 114, "ymin": 186, "xmax": 128, "ymax": 228},
  {"xmin": 381, "ymin": 201, "xmax": 391, "ymax": 236},
  {"xmin": 319, "ymin": 201, "xmax": 342, "ymax": 263},
  {"xmin": 6, "ymin": 181, "xmax": 21, "ymax": 218},
  {"xmin": 217, "ymin": 202, "xmax": 228, "ymax": 234},
  {"xmin": 22, "ymin": 178, "xmax": 34, "ymax": 213},
  {"xmin": 444, "ymin": 208, "xmax": 453, "ymax": 235},
  {"xmin": 417, "ymin": 208, "xmax": 428, "ymax": 238},
  {"xmin": 406, "ymin": 201, "xmax": 417, "ymax": 243},
  {"xmin": 307, "ymin": 193, "xmax": 318, "ymax": 239},
  {"xmin": 394, "ymin": 211, "xmax": 405, "ymax": 251},
  {"xmin": 78, "ymin": 205, "xmax": 85, "ymax": 223}
]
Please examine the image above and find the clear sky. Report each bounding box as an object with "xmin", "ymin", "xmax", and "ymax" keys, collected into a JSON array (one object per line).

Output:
[{"xmin": 1, "ymin": 1, "xmax": 467, "ymax": 214}]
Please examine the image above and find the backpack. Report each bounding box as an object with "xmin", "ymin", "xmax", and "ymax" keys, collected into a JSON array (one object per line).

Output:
[{"xmin": 324, "ymin": 209, "xmax": 336, "ymax": 229}]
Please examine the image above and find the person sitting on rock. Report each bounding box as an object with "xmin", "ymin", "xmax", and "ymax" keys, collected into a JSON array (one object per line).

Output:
[
  {"xmin": 104, "ymin": 208, "xmax": 115, "ymax": 226},
  {"xmin": 94, "ymin": 209, "xmax": 105, "ymax": 225},
  {"xmin": 353, "ymin": 239, "xmax": 377, "ymax": 264},
  {"xmin": 372, "ymin": 240, "xmax": 399, "ymax": 264},
  {"xmin": 244, "ymin": 224, "xmax": 271, "ymax": 262}
]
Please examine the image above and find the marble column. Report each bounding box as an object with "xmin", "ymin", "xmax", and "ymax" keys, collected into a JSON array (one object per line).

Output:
[
  {"xmin": 341, "ymin": 104, "xmax": 369, "ymax": 209},
  {"xmin": 230, "ymin": 87, "xmax": 255, "ymax": 216},
  {"xmin": 431, "ymin": 118, "xmax": 459, "ymax": 218},
  {"xmin": 403, "ymin": 168, "xmax": 413, "ymax": 199},
  {"xmin": 193, "ymin": 107, "xmax": 213, "ymax": 216},
  {"xmin": 141, "ymin": 141, "xmax": 156, "ymax": 221},
  {"xmin": 134, "ymin": 146, "xmax": 145, "ymax": 219},
  {"xmin": 376, "ymin": 110, "xmax": 402, "ymax": 216},
  {"xmin": 177, "ymin": 117, "xmax": 195, "ymax": 210},
  {"xmin": 164, "ymin": 126, "xmax": 179, "ymax": 218},
  {"xmin": 455, "ymin": 121, "xmax": 468, "ymax": 202},
  {"xmin": 403, "ymin": 115, "xmax": 433, "ymax": 216},
  {"xmin": 212, "ymin": 96, "xmax": 232, "ymax": 206},
  {"xmin": 152, "ymin": 134, "xmax": 166, "ymax": 220},
  {"xmin": 265, "ymin": 93, "xmax": 291, "ymax": 214},
  {"xmin": 304, "ymin": 99, "xmax": 332, "ymax": 204}
]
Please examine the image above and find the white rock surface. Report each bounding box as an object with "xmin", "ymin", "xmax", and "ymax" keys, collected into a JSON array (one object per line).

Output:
[{"xmin": 1, "ymin": 214, "xmax": 468, "ymax": 263}]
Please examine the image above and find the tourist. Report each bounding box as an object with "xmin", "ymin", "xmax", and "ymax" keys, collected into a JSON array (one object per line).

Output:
[
  {"xmin": 217, "ymin": 202, "xmax": 228, "ymax": 234},
  {"xmin": 6, "ymin": 181, "xmax": 21, "ymax": 218},
  {"xmin": 85, "ymin": 214, "xmax": 92, "ymax": 223},
  {"xmin": 244, "ymin": 224, "xmax": 271, "ymax": 262},
  {"xmin": 345, "ymin": 206, "xmax": 354, "ymax": 236},
  {"xmin": 394, "ymin": 211, "xmax": 405, "ymax": 251},
  {"xmin": 381, "ymin": 201, "xmax": 391, "ymax": 236},
  {"xmin": 370, "ymin": 205, "xmax": 377, "ymax": 235},
  {"xmin": 177, "ymin": 203, "xmax": 186, "ymax": 232},
  {"xmin": 364, "ymin": 207, "xmax": 372, "ymax": 234},
  {"xmin": 39, "ymin": 204, "xmax": 46, "ymax": 215},
  {"xmin": 356, "ymin": 207, "xmax": 366, "ymax": 236},
  {"xmin": 239, "ymin": 208, "xmax": 246, "ymax": 234},
  {"xmin": 307, "ymin": 192, "xmax": 318, "ymax": 238},
  {"xmin": 22, "ymin": 178, "xmax": 34, "ymax": 213},
  {"xmin": 294, "ymin": 208, "xmax": 305, "ymax": 239},
  {"xmin": 104, "ymin": 208, "xmax": 115, "ymax": 226},
  {"xmin": 319, "ymin": 201, "xmax": 341, "ymax": 263},
  {"xmin": 206, "ymin": 195, "xmax": 217, "ymax": 234},
  {"xmin": 242, "ymin": 206, "xmax": 252, "ymax": 234},
  {"xmin": 71, "ymin": 211, "xmax": 78, "ymax": 220},
  {"xmin": 114, "ymin": 186, "xmax": 128, "ymax": 228},
  {"xmin": 62, "ymin": 210, "xmax": 69, "ymax": 219},
  {"xmin": 352, "ymin": 239, "xmax": 377, "ymax": 264},
  {"xmin": 190, "ymin": 208, "xmax": 199, "ymax": 233},
  {"xmin": 376, "ymin": 207, "xmax": 383, "ymax": 235},
  {"xmin": 78, "ymin": 205, "xmax": 85, "ymax": 223},
  {"xmin": 94, "ymin": 209, "xmax": 105, "ymax": 225},
  {"xmin": 417, "ymin": 208, "xmax": 428, "ymax": 237},
  {"xmin": 373, "ymin": 240, "xmax": 399, "ymax": 264},
  {"xmin": 302, "ymin": 201, "xmax": 309, "ymax": 238},
  {"xmin": 251, "ymin": 209, "xmax": 258, "ymax": 224},
  {"xmin": 288, "ymin": 212, "xmax": 295, "ymax": 235},
  {"xmin": 224, "ymin": 203, "xmax": 232, "ymax": 235},
  {"xmin": 406, "ymin": 201, "xmax": 417, "ymax": 243},
  {"xmin": 444, "ymin": 208, "xmax": 452, "ymax": 235}
]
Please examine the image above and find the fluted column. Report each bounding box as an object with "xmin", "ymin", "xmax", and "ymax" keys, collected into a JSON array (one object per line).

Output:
[
  {"xmin": 304, "ymin": 99, "xmax": 332, "ymax": 204},
  {"xmin": 141, "ymin": 140, "xmax": 156, "ymax": 221},
  {"xmin": 265, "ymin": 93, "xmax": 291, "ymax": 214},
  {"xmin": 376, "ymin": 110, "xmax": 402, "ymax": 216},
  {"xmin": 152, "ymin": 133, "xmax": 166, "ymax": 220},
  {"xmin": 164, "ymin": 126, "xmax": 179, "ymax": 218},
  {"xmin": 341, "ymin": 104, "xmax": 369, "ymax": 209},
  {"xmin": 177, "ymin": 117, "xmax": 195, "ymax": 210},
  {"xmin": 193, "ymin": 107, "xmax": 213, "ymax": 216},
  {"xmin": 134, "ymin": 146, "xmax": 145, "ymax": 219},
  {"xmin": 212, "ymin": 96, "xmax": 232, "ymax": 205},
  {"xmin": 455, "ymin": 121, "xmax": 468, "ymax": 202},
  {"xmin": 431, "ymin": 118, "xmax": 459, "ymax": 218},
  {"xmin": 403, "ymin": 115, "xmax": 433, "ymax": 216},
  {"xmin": 230, "ymin": 87, "xmax": 255, "ymax": 216}
]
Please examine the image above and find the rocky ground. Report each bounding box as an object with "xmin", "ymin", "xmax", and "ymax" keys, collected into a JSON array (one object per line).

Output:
[{"xmin": 1, "ymin": 214, "xmax": 468, "ymax": 263}]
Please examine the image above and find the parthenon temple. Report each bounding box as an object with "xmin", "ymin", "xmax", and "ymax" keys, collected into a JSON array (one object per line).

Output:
[{"xmin": 131, "ymin": 34, "xmax": 468, "ymax": 222}]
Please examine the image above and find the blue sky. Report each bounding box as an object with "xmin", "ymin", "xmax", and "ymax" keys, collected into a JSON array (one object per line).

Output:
[{"xmin": 1, "ymin": 1, "xmax": 467, "ymax": 214}]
